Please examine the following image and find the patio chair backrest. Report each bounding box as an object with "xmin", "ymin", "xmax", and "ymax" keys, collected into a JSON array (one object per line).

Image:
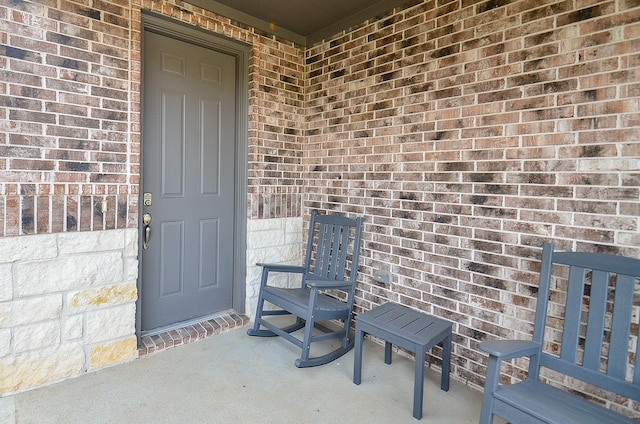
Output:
[
  {"xmin": 530, "ymin": 242, "xmax": 640, "ymax": 401},
  {"xmin": 304, "ymin": 210, "xmax": 363, "ymax": 285}
]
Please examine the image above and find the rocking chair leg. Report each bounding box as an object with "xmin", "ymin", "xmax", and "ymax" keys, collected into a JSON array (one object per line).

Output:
[
  {"xmin": 298, "ymin": 316, "xmax": 315, "ymax": 365},
  {"xmin": 295, "ymin": 313, "xmax": 354, "ymax": 368},
  {"xmin": 251, "ymin": 301, "xmax": 265, "ymax": 333},
  {"xmin": 298, "ymin": 291, "xmax": 318, "ymax": 366},
  {"xmin": 247, "ymin": 312, "xmax": 274, "ymax": 337},
  {"xmin": 247, "ymin": 288, "xmax": 279, "ymax": 337},
  {"xmin": 248, "ymin": 297, "xmax": 308, "ymax": 337}
]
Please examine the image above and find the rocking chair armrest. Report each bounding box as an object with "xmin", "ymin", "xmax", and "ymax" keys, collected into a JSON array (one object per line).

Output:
[
  {"xmin": 477, "ymin": 340, "xmax": 540, "ymax": 360},
  {"xmin": 256, "ymin": 263, "xmax": 306, "ymax": 274},
  {"xmin": 305, "ymin": 279, "xmax": 352, "ymax": 290}
]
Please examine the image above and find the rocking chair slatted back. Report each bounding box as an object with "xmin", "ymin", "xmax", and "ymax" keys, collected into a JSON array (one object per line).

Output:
[{"xmin": 308, "ymin": 215, "xmax": 357, "ymax": 282}]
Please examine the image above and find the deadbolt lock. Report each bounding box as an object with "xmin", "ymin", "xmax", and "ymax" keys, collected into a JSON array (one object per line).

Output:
[{"xmin": 143, "ymin": 192, "xmax": 152, "ymax": 206}]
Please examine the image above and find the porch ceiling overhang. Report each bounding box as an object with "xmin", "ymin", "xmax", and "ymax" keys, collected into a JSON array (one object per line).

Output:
[{"xmin": 188, "ymin": 0, "xmax": 415, "ymax": 46}]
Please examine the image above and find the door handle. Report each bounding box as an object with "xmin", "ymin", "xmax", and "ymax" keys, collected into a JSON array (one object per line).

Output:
[{"xmin": 143, "ymin": 213, "xmax": 152, "ymax": 250}]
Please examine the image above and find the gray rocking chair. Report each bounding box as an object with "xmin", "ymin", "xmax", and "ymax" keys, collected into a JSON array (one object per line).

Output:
[{"xmin": 247, "ymin": 210, "xmax": 364, "ymax": 367}]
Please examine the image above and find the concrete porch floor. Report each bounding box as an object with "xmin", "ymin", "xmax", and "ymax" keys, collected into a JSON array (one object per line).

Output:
[{"xmin": 1, "ymin": 322, "xmax": 493, "ymax": 423}]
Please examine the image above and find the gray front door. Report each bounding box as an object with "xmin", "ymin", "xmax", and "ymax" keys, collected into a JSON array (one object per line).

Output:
[{"xmin": 141, "ymin": 29, "xmax": 237, "ymax": 332}]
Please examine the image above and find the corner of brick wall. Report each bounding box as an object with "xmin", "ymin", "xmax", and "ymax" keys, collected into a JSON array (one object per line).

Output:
[{"xmin": 303, "ymin": 0, "xmax": 640, "ymax": 416}]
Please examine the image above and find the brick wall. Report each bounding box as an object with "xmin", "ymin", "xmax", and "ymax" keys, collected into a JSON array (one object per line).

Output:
[
  {"xmin": 0, "ymin": 0, "xmax": 148, "ymax": 395},
  {"xmin": 0, "ymin": 0, "xmax": 138, "ymax": 236},
  {"xmin": 305, "ymin": 0, "xmax": 640, "ymax": 416},
  {"xmin": 0, "ymin": 0, "xmax": 305, "ymax": 235},
  {"xmin": 247, "ymin": 33, "xmax": 305, "ymax": 219}
]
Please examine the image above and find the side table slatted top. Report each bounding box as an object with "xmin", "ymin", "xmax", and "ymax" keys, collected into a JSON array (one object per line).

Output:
[{"xmin": 363, "ymin": 303, "xmax": 451, "ymax": 343}]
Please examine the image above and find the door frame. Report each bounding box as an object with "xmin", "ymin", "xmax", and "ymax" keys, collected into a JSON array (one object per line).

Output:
[{"xmin": 137, "ymin": 11, "xmax": 249, "ymax": 339}]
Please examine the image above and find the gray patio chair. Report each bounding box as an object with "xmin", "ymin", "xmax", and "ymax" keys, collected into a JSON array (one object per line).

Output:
[
  {"xmin": 247, "ymin": 210, "xmax": 364, "ymax": 367},
  {"xmin": 478, "ymin": 242, "xmax": 640, "ymax": 424}
]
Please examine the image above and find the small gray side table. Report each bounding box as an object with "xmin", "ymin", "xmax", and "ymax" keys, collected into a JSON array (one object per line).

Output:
[{"xmin": 353, "ymin": 302, "xmax": 452, "ymax": 420}]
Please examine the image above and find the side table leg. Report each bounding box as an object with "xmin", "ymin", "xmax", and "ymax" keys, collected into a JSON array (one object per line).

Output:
[
  {"xmin": 384, "ymin": 341, "xmax": 392, "ymax": 364},
  {"xmin": 413, "ymin": 346, "xmax": 426, "ymax": 420},
  {"xmin": 353, "ymin": 325, "xmax": 364, "ymax": 385},
  {"xmin": 441, "ymin": 331, "xmax": 451, "ymax": 392}
]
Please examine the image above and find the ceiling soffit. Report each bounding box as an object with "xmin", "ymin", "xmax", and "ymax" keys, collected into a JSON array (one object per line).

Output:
[{"xmin": 188, "ymin": 0, "xmax": 413, "ymax": 46}]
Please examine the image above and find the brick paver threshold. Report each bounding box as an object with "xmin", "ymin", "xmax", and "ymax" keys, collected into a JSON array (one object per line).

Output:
[{"xmin": 137, "ymin": 312, "xmax": 249, "ymax": 358}]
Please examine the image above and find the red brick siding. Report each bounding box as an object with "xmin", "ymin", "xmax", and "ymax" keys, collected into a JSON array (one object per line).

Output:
[
  {"xmin": 0, "ymin": 0, "xmax": 305, "ymax": 236},
  {"xmin": 0, "ymin": 0, "xmax": 136, "ymax": 235},
  {"xmin": 305, "ymin": 0, "xmax": 639, "ymax": 414},
  {"xmin": 247, "ymin": 36, "xmax": 305, "ymax": 219}
]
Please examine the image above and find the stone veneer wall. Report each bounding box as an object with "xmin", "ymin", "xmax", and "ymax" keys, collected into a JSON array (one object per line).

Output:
[
  {"xmin": 0, "ymin": 229, "xmax": 138, "ymax": 394},
  {"xmin": 304, "ymin": 0, "xmax": 640, "ymax": 417},
  {"xmin": 245, "ymin": 217, "xmax": 303, "ymax": 316}
]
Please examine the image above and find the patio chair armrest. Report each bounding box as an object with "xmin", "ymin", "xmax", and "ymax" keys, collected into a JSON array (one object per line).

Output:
[
  {"xmin": 478, "ymin": 340, "xmax": 540, "ymax": 360},
  {"xmin": 305, "ymin": 279, "xmax": 352, "ymax": 290},
  {"xmin": 256, "ymin": 263, "xmax": 306, "ymax": 274}
]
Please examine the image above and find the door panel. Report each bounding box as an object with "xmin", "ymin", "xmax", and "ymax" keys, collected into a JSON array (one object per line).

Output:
[
  {"xmin": 200, "ymin": 99, "xmax": 220, "ymax": 195},
  {"xmin": 159, "ymin": 221, "xmax": 184, "ymax": 297},
  {"xmin": 199, "ymin": 219, "xmax": 219, "ymax": 289},
  {"xmin": 141, "ymin": 29, "xmax": 236, "ymax": 332},
  {"xmin": 161, "ymin": 92, "xmax": 185, "ymax": 196}
]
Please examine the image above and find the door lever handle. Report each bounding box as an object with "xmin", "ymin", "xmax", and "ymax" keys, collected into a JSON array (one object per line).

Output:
[
  {"xmin": 143, "ymin": 213, "xmax": 152, "ymax": 250},
  {"xmin": 143, "ymin": 225, "xmax": 151, "ymax": 250}
]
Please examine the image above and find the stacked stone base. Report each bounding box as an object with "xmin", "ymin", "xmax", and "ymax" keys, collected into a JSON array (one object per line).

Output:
[{"xmin": 0, "ymin": 229, "xmax": 138, "ymax": 395}]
